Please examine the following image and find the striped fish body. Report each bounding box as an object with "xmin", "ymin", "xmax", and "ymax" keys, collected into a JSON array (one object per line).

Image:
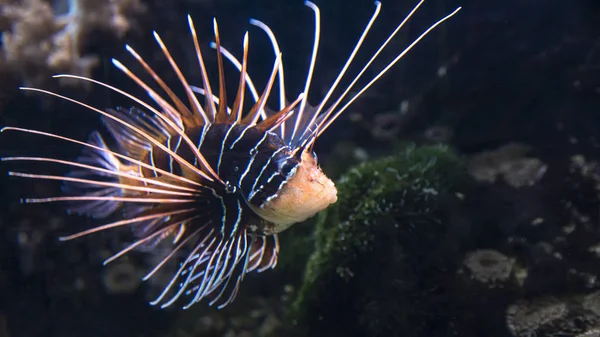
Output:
[
  {"xmin": 63, "ymin": 106, "xmax": 334, "ymax": 308},
  {"xmin": 119, "ymin": 117, "xmax": 305, "ymax": 237},
  {"xmin": 66, "ymin": 120, "xmax": 294, "ymax": 309}
]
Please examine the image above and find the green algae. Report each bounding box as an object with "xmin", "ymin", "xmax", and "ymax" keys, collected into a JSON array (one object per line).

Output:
[{"xmin": 286, "ymin": 144, "xmax": 470, "ymax": 337}]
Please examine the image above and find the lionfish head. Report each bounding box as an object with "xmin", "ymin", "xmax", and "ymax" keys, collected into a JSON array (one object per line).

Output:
[
  {"xmin": 1, "ymin": 1, "xmax": 460, "ymax": 309},
  {"xmin": 250, "ymin": 149, "xmax": 338, "ymax": 235}
]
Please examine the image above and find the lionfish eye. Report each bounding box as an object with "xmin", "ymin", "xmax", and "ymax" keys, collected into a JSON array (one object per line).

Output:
[
  {"xmin": 1, "ymin": 1, "xmax": 460, "ymax": 310},
  {"xmin": 277, "ymin": 157, "xmax": 297, "ymax": 174}
]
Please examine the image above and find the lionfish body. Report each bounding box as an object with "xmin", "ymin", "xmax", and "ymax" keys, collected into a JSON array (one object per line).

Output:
[{"xmin": 2, "ymin": 1, "xmax": 460, "ymax": 309}]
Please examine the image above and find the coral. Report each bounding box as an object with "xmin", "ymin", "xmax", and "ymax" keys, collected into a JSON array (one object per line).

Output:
[
  {"xmin": 506, "ymin": 293, "xmax": 600, "ymax": 337},
  {"xmin": 462, "ymin": 249, "xmax": 515, "ymax": 285},
  {"xmin": 0, "ymin": 0, "xmax": 145, "ymax": 88},
  {"xmin": 286, "ymin": 144, "xmax": 470, "ymax": 337},
  {"xmin": 506, "ymin": 297, "xmax": 569, "ymax": 337},
  {"xmin": 102, "ymin": 260, "xmax": 140, "ymax": 294},
  {"xmin": 468, "ymin": 143, "xmax": 548, "ymax": 188},
  {"xmin": 424, "ymin": 125, "xmax": 455, "ymax": 144}
]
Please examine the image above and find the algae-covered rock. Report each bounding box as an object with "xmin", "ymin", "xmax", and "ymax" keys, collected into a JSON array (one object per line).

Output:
[{"xmin": 288, "ymin": 144, "xmax": 471, "ymax": 337}]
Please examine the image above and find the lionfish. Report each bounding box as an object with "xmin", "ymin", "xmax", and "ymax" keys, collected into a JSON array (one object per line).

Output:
[{"xmin": 1, "ymin": 1, "xmax": 460, "ymax": 309}]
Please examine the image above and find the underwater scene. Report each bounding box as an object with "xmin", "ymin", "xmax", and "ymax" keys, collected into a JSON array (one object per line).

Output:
[{"xmin": 1, "ymin": 0, "xmax": 599, "ymax": 336}]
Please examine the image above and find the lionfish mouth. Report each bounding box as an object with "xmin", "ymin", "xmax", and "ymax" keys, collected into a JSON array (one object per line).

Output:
[{"xmin": 1, "ymin": 1, "xmax": 460, "ymax": 309}]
